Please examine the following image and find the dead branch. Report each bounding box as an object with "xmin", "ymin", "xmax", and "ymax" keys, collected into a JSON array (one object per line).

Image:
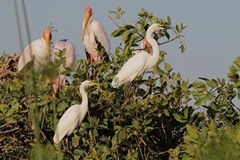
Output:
[
  {"xmin": 108, "ymin": 15, "xmax": 120, "ymax": 28},
  {"xmin": 0, "ymin": 54, "xmax": 20, "ymax": 79},
  {"xmin": 0, "ymin": 121, "xmax": 17, "ymax": 129}
]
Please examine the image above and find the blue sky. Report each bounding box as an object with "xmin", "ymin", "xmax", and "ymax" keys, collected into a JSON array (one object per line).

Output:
[{"xmin": 1, "ymin": 0, "xmax": 240, "ymax": 80}]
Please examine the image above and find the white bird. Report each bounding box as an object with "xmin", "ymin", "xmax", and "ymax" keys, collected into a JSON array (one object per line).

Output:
[
  {"xmin": 53, "ymin": 80, "xmax": 99, "ymax": 143},
  {"xmin": 111, "ymin": 23, "xmax": 166, "ymax": 88},
  {"xmin": 82, "ymin": 6, "xmax": 110, "ymax": 63},
  {"xmin": 18, "ymin": 26, "xmax": 51, "ymax": 72},
  {"xmin": 52, "ymin": 39, "xmax": 76, "ymax": 93}
]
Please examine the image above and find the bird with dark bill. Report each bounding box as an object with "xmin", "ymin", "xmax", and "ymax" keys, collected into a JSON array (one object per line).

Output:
[{"xmin": 82, "ymin": 6, "xmax": 110, "ymax": 63}]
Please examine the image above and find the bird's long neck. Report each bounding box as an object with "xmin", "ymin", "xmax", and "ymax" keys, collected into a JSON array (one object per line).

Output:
[
  {"xmin": 146, "ymin": 29, "xmax": 159, "ymax": 68},
  {"xmin": 80, "ymin": 86, "xmax": 88, "ymax": 109}
]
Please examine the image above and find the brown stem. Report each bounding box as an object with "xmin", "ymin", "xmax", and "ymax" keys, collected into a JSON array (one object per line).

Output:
[{"xmin": 108, "ymin": 15, "xmax": 120, "ymax": 28}]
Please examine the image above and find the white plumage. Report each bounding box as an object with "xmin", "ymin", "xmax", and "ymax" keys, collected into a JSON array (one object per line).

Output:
[
  {"xmin": 82, "ymin": 6, "xmax": 110, "ymax": 62},
  {"xmin": 111, "ymin": 23, "xmax": 166, "ymax": 88},
  {"xmin": 53, "ymin": 80, "xmax": 99, "ymax": 143},
  {"xmin": 52, "ymin": 39, "xmax": 76, "ymax": 89},
  {"xmin": 18, "ymin": 26, "xmax": 51, "ymax": 72}
]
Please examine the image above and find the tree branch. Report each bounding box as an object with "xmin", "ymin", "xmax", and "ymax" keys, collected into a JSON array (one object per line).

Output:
[
  {"xmin": 159, "ymin": 35, "xmax": 180, "ymax": 45},
  {"xmin": 108, "ymin": 15, "xmax": 120, "ymax": 28},
  {"xmin": 0, "ymin": 127, "xmax": 19, "ymax": 134}
]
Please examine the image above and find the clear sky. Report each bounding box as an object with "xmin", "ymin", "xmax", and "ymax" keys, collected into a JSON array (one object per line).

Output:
[{"xmin": 1, "ymin": 0, "xmax": 240, "ymax": 81}]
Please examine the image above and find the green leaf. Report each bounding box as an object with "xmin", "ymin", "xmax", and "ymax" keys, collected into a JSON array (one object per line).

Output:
[
  {"xmin": 207, "ymin": 93, "xmax": 215, "ymax": 101},
  {"xmin": 143, "ymin": 119, "xmax": 152, "ymax": 126},
  {"xmin": 210, "ymin": 102, "xmax": 218, "ymax": 111},
  {"xmin": 194, "ymin": 96, "xmax": 208, "ymax": 106},
  {"xmin": 81, "ymin": 122, "xmax": 90, "ymax": 129},
  {"xmin": 116, "ymin": 6, "xmax": 121, "ymax": 12},
  {"xmin": 121, "ymin": 30, "xmax": 132, "ymax": 43},
  {"xmin": 132, "ymin": 119, "xmax": 140, "ymax": 128},
  {"xmin": 186, "ymin": 124, "xmax": 199, "ymax": 139},
  {"xmin": 181, "ymin": 81, "xmax": 188, "ymax": 93},
  {"xmin": 173, "ymin": 113, "xmax": 187, "ymax": 123},
  {"xmin": 57, "ymin": 102, "xmax": 68, "ymax": 112},
  {"xmin": 167, "ymin": 16, "xmax": 171, "ymax": 25},
  {"xmin": 124, "ymin": 24, "xmax": 134, "ymax": 30},
  {"xmin": 73, "ymin": 134, "xmax": 80, "ymax": 148},
  {"xmin": 206, "ymin": 79, "xmax": 218, "ymax": 88},
  {"xmin": 0, "ymin": 104, "xmax": 8, "ymax": 113},
  {"xmin": 111, "ymin": 29, "xmax": 125, "ymax": 37},
  {"xmin": 164, "ymin": 109, "xmax": 170, "ymax": 117},
  {"xmin": 164, "ymin": 62, "xmax": 171, "ymax": 72},
  {"xmin": 111, "ymin": 135, "xmax": 117, "ymax": 147},
  {"xmin": 6, "ymin": 102, "xmax": 19, "ymax": 117},
  {"xmin": 184, "ymin": 107, "xmax": 188, "ymax": 119},
  {"xmin": 234, "ymin": 56, "xmax": 240, "ymax": 67}
]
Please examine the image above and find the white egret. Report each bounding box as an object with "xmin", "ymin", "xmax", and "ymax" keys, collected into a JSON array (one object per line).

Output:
[
  {"xmin": 52, "ymin": 39, "xmax": 76, "ymax": 93},
  {"xmin": 111, "ymin": 23, "xmax": 166, "ymax": 88},
  {"xmin": 18, "ymin": 26, "xmax": 51, "ymax": 72},
  {"xmin": 53, "ymin": 80, "xmax": 99, "ymax": 143},
  {"xmin": 82, "ymin": 6, "xmax": 110, "ymax": 63}
]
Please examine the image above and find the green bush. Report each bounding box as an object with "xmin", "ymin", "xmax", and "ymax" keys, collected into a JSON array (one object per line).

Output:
[{"xmin": 0, "ymin": 7, "xmax": 239, "ymax": 160}]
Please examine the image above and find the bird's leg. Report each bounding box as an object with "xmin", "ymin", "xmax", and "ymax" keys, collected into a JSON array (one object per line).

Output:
[
  {"xmin": 90, "ymin": 54, "xmax": 93, "ymax": 64},
  {"xmin": 87, "ymin": 110, "xmax": 92, "ymax": 126},
  {"xmin": 124, "ymin": 82, "xmax": 133, "ymax": 99},
  {"xmin": 52, "ymin": 77, "xmax": 60, "ymax": 98},
  {"xmin": 152, "ymin": 67, "xmax": 156, "ymax": 77},
  {"xmin": 89, "ymin": 54, "xmax": 95, "ymax": 79},
  {"xmin": 65, "ymin": 136, "xmax": 69, "ymax": 149}
]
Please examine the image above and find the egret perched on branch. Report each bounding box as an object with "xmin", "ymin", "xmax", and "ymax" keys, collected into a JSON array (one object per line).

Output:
[
  {"xmin": 18, "ymin": 26, "xmax": 52, "ymax": 72},
  {"xmin": 52, "ymin": 39, "xmax": 76, "ymax": 93},
  {"xmin": 111, "ymin": 23, "xmax": 166, "ymax": 88},
  {"xmin": 82, "ymin": 6, "xmax": 110, "ymax": 63},
  {"xmin": 53, "ymin": 80, "xmax": 99, "ymax": 143}
]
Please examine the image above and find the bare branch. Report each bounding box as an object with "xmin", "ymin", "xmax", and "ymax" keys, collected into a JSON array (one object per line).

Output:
[
  {"xmin": 0, "ymin": 121, "xmax": 17, "ymax": 129},
  {"xmin": 159, "ymin": 35, "xmax": 180, "ymax": 45},
  {"xmin": 108, "ymin": 15, "xmax": 120, "ymax": 28},
  {"xmin": 0, "ymin": 127, "xmax": 19, "ymax": 134}
]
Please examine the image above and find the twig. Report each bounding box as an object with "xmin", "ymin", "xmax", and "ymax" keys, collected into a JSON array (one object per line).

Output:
[
  {"xmin": 0, "ymin": 54, "xmax": 20, "ymax": 79},
  {"xmin": 139, "ymin": 136, "xmax": 147, "ymax": 147},
  {"xmin": 120, "ymin": 17, "xmax": 128, "ymax": 25},
  {"xmin": 108, "ymin": 15, "xmax": 120, "ymax": 28},
  {"xmin": 132, "ymin": 35, "xmax": 180, "ymax": 52},
  {"xmin": 0, "ymin": 70, "xmax": 17, "ymax": 79},
  {"xmin": 0, "ymin": 127, "xmax": 19, "ymax": 134},
  {"xmin": 135, "ymin": 136, "xmax": 145, "ymax": 160},
  {"xmin": 0, "ymin": 121, "xmax": 17, "ymax": 129},
  {"xmin": 159, "ymin": 35, "xmax": 180, "ymax": 45}
]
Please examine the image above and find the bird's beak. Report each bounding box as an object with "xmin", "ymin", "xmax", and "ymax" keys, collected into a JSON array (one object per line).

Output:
[
  {"xmin": 82, "ymin": 10, "xmax": 92, "ymax": 40},
  {"xmin": 46, "ymin": 36, "xmax": 51, "ymax": 60},
  {"xmin": 43, "ymin": 27, "xmax": 51, "ymax": 60}
]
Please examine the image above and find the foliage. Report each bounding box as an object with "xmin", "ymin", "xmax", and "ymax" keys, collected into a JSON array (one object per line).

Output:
[
  {"xmin": 169, "ymin": 122, "xmax": 240, "ymax": 160},
  {"xmin": 0, "ymin": 6, "xmax": 239, "ymax": 160}
]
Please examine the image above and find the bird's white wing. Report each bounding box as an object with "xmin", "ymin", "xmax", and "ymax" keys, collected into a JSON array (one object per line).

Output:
[
  {"xmin": 18, "ymin": 39, "xmax": 43, "ymax": 71},
  {"xmin": 65, "ymin": 41, "xmax": 76, "ymax": 68},
  {"xmin": 91, "ymin": 20, "xmax": 110, "ymax": 53},
  {"xmin": 53, "ymin": 105, "xmax": 80, "ymax": 143},
  {"xmin": 18, "ymin": 44, "xmax": 34, "ymax": 71},
  {"xmin": 112, "ymin": 51, "xmax": 149, "ymax": 88}
]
